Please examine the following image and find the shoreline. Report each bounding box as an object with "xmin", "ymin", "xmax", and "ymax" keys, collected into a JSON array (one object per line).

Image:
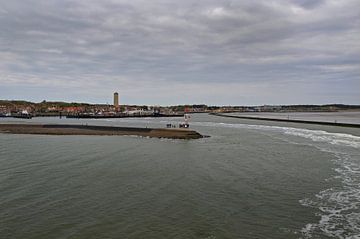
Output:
[
  {"xmin": 0, "ymin": 124, "xmax": 204, "ymax": 139},
  {"xmin": 211, "ymin": 113, "xmax": 360, "ymax": 128}
]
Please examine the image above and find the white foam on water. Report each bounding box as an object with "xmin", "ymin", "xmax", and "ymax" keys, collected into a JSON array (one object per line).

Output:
[
  {"xmin": 191, "ymin": 121, "xmax": 360, "ymax": 238},
  {"xmin": 282, "ymin": 129, "xmax": 360, "ymax": 149},
  {"xmin": 191, "ymin": 121, "xmax": 360, "ymax": 149},
  {"xmin": 300, "ymin": 152, "xmax": 360, "ymax": 239}
]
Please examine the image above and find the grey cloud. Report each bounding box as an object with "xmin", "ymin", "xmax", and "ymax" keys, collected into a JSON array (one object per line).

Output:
[{"xmin": 0, "ymin": 0, "xmax": 359, "ymax": 105}]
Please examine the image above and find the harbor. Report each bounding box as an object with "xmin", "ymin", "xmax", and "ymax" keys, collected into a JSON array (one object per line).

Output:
[
  {"xmin": 2, "ymin": 113, "xmax": 360, "ymax": 239},
  {"xmin": 1, "ymin": 0, "xmax": 359, "ymax": 237}
]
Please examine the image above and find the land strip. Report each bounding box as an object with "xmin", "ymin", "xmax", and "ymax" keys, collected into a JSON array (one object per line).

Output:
[
  {"xmin": 211, "ymin": 113, "xmax": 360, "ymax": 128},
  {"xmin": 0, "ymin": 124, "xmax": 204, "ymax": 139}
]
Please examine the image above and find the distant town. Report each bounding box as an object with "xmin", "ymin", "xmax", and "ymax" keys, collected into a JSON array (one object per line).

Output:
[{"xmin": 0, "ymin": 93, "xmax": 359, "ymax": 119}]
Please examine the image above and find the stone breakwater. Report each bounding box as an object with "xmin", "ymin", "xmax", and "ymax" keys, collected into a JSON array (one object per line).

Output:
[
  {"xmin": 0, "ymin": 124, "xmax": 204, "ymax": 139},
  {"xmin": 211, "ymin": 113, "xmax": 360, "ymax": 128}
]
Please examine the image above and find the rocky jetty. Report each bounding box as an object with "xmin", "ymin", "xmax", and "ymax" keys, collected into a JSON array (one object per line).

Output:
[{"xmin": 0, "ymin": 124, "xmax": 204, "ymax": 139}]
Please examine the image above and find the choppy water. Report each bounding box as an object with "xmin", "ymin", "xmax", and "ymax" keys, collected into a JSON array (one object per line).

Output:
[{"xmin": 1, "ymin": 114, "xmax": 359, "ymax": 239}]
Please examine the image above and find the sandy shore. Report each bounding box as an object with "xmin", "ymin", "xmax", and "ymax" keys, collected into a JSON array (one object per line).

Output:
[{"xmin": 0, "ymin": 124, "xmax": 204, "ymax": 139}]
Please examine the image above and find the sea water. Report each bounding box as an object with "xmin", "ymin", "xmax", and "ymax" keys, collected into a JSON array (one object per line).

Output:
[{"xmin": 1, "ymin": 114, "xmax": 359, "ymax": 238}]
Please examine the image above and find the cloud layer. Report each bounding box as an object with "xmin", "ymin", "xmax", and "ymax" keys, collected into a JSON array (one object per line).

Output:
[{"xmin": 0, "ymin": 0, "xmax": 359, "ymax": 105}]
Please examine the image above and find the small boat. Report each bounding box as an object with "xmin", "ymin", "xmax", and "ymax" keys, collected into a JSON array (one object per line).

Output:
[
  {"xmin": 13, "ymin": 110, "xmax": 32, "ymax": 119},
  {"xmin": 13, "ymin": 114, "xmax": 33, "ymax": 119},
  {"xmin": 0, "ymin": 112, "xmax": 10, "ymax": 117}
]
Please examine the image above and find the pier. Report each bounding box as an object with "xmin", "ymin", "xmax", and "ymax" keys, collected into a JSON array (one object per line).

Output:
[{"xmin": 211, "ymin": 113, "xmax": 360, "ymax": 128}]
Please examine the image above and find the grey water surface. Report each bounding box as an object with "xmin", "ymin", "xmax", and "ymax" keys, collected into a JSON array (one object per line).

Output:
[{"xmin": 1, "ymin": 114, "xmax": 359, "ymax": 239}]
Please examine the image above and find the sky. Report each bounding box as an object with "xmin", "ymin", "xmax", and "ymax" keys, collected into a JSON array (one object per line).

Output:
[{"xmin": 0, "ymin": 0, "xmax": 359, "ymax": 106}]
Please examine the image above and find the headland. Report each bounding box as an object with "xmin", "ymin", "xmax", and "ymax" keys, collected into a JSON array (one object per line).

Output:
[{"xmin": 0, "ymin": 124, "xmax": 204, "ymax": 139}]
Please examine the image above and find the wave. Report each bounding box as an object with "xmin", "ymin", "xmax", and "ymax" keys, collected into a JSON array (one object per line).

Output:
[
  {"xmin": 191, "ymin": 121, "xmax": 360, "ymax": 238},
  {"xmin": 300, "ymin": 152, "xmax": 360, "ymax": 239},
  {"xmin": 191, "ymin": 121, "xmax": 360, "ymax": 149}
]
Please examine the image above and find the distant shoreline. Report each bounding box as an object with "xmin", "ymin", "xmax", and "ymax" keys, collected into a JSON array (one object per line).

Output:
[
  {"xmin": 211, "ymin": 113, "xmax": 360, "ymax": 128},
  {"xmin": 0, "ymin": 124, "xmax": 204, "ymax": 139}
]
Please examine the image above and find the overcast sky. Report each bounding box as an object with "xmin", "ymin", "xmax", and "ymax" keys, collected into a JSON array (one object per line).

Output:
[{"xmin": 0, "ymin": 0, "xmax": 359, "ymax": 105}]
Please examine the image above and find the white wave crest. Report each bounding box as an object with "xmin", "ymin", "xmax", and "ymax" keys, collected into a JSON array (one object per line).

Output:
[
  {"xmin": 283, "ymin": 129, "xmax": 360, "ymax": 149},
  {"xmin": 191, "ymin": 120, "xmax": 360, "ymax": 238},
  {"xmin": 300, "ymin": 153, "xmax": 360, "ymax": 238},
  {"xmin": 191, "ymin": 121, "xmax": 360, "ymax": 149}
]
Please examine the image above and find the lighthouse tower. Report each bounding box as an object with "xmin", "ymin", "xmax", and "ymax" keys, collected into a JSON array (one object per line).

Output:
[{"xmin": 114, "ymin": 92, "xmax": 119, "ymax": 110}]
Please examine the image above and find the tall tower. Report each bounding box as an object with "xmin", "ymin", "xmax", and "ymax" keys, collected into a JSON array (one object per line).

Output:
[{"xmin": 113, "ymin": 92, "xmax": 119, "ymax": 109}]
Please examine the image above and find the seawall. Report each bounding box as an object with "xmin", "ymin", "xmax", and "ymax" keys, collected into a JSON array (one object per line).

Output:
[
  {"xmin": 0, "ymin": 124, "xmax": 204, "ymax": 139},
  {"xmin": 211, "ymin": 113, "xmax": 360, "ymax": 128}
]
